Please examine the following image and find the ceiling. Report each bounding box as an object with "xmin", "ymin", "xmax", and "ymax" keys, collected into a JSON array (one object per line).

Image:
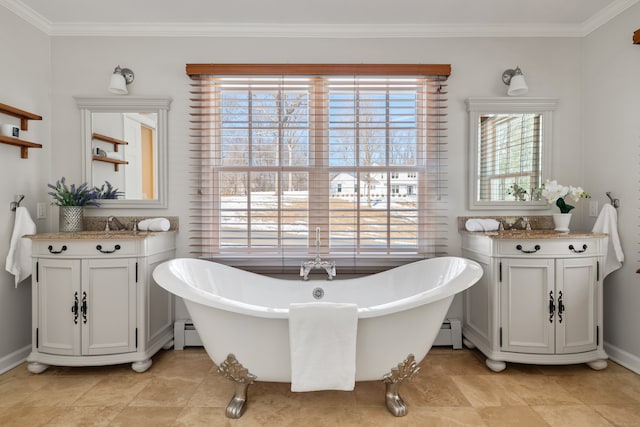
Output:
[{"xmin": 2, "ymin": 0, "xmax": 638, "ymax": 37}]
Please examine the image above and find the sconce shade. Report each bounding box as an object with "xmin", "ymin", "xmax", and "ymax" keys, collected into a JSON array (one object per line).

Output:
[
  {"xmin": 108, "ymin": 65, "xmax": 134, "ymax": 95},
  {"xmin": 502, "ymin": 66, "xmax": 528, "ymax": 96},
  {"xmin": 109, "ymin": 73, "xmax": 128, "ymax": 94},
  {"xmin": 507, "ymin": 74, "xmax": 528, "ymax": 96}
]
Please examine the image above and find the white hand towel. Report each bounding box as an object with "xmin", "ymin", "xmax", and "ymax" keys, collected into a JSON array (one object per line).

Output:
[
  {"xmin": 5, "ymin": 207, "xmax": 36, "ymax": 287},
  {"xmin": 591, "ymin": 203, "xmax": 624, "ymax": 278},
  {"xmin": 137, "ymin": 218, "xmax": 170, "ymax": 232},
  {"xmin": 465, "ymin": 218, "xmax": 500, "ymax": 232},
  {"xmin": 289, "ymin": 302, "xmax": 358, "ymax": 392}
]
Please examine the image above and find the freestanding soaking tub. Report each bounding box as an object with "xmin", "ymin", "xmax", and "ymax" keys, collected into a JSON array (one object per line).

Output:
[{"xmin": 153, "ymin": 257, "xmax": 482, "ymax": 418}]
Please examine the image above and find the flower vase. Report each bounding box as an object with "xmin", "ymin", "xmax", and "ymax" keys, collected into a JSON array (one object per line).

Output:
[
  {"xmin": 553, "ymin": 213, "xmax": 572, "ymax": 233},
  {"xmin": 59, "ymin": 206, "xmax": 84, "ymax": 232}
]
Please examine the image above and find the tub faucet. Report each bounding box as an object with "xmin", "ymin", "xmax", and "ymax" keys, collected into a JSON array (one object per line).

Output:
[{"xmin": 300, "ymin": 227, "xmax": 336, "ymax": 281}]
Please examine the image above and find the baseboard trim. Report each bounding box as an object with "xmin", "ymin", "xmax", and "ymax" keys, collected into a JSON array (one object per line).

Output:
[
  {"xmin": 0, "ymin": 345, "xmax": 30, "ymax": 375},
  {"xmin": 604, "ymin": 341, "xmax": 640, "ymax": 375}
]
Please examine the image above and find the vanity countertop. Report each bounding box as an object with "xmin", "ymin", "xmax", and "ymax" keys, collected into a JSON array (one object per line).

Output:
[
  {"xmin": 26, "ymin": 230, "xmax": 176, "ymax": 240},
  {"xmin": 461, "ymin": 230, "xmax": 607, "ymax": 239}
]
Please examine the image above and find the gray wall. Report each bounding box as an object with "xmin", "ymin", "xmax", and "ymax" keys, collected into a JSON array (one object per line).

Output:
[
  {"xmin": 0, "ymin": 7, "xmax": 52, "ymax": 373},
  {"xmin": 582, "ymin": 2, "xmax": 640, "ymax": 371}
]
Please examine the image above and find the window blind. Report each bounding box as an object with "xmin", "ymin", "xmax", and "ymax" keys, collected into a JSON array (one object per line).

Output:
[
  {"xmin": 187, "ymin": 64, "xmax": 450, "ymax": 273},
  {"xmin": 478, "ymin": 113, "xmax": 542, "ymax": 202}
]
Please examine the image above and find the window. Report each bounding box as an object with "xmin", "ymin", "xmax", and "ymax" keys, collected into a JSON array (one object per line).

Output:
[{"xmin": 188, "ymin": 64, "xmax": 450, "ymax": 273}]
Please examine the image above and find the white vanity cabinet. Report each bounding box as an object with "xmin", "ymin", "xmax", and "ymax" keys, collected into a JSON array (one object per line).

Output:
[
  {"xmin": 461, "ymin": 232, "xmax": 608, "ymax": 372},
  {"xmin": 27, "ymin": 232, "xmax": 176, "ymax": 373}
]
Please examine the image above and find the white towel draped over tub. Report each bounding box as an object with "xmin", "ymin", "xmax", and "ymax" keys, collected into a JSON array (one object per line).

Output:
[
  {"xmin": 592, "ymin": 203, "xmax": 624, "ymax": 278},
  {"xmin": 5, "ymin": 206, "xmax": 36, "ymax": 287},
  {"xmin": 289, "ymin": 302, "xmax": 358, "ymax": 392}
]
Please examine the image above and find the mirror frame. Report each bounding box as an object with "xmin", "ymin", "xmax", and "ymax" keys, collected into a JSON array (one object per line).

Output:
[
  {"xmin": 466, "ymin": 97, "xmax": 558, "ymax": 210},
  {"xmin": 75, "ymin": 96, "xmax": 172, "ymax": 209}
]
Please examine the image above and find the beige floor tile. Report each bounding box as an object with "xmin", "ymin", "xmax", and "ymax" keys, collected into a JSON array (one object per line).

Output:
[
  {"xmin": 43, "ymin": 405, "xmax": 123, "ymax": 427},
  {"xmin": 236, "ymin": 405, "xmax": 363, "ymax": 427},
  {"xmin": 554, "ymin": 373, "xmax": 640, "ymax": 405},
  {"xmin": 592, "ymin": 404, "xmax": 640, "ymax": 425},
  {"xmin": 451, "ymin": 375, "xmax": 527, "ymax": 407},
  {"xmin": 531, "ymin": 405, "xmax": 610, "ymax": 427},
  {"xmin": 1, "ymin": 348, "xmax": 639, "ymax": 426},
  {"xmin": 477, "ymin": 406, "xmax": 550, "ymax": 427},
  {"xmin": 404, "ymin": 374, "xmax": 472, "ymax": 407},
  {"xmin": 173, "ymin": 407, "xmax": 235, "ymax": 427},
  {"xmin": 500, "ymin": 375, "xmax": 582, "ymax": 406},
  {"xmin": 130, "ymin": 377, "xmax": 202, "ymax": 407},
  {"xmin": 187, "ymin": 373, "xmax": 237, "ymax": 408},
  {"xmin": 20, "ymin": 375, "xmax": 102, "ymax": 407},
  {"xmin": 0, "ymin": 405, "xmax": 64, "ymax": 427},
  {"xmin": 74, "ymin": 375, "xmax": 153, "ymax": 406},
  {"xmin": 0, "ymin": 375, "xmax": 52, "ymax": 407},
  {"xmin": 109, "ymin": 406, "xmax": 182, "ymax": 427}
]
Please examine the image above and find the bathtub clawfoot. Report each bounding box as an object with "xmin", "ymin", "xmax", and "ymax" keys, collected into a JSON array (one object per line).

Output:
[
  {"xmin": 217, "ymin": 354, "xmax": 257, "ymax": 419},
  {"xmin": 382, "ymin": 354, "xmax": 420, "ymax": 417}
]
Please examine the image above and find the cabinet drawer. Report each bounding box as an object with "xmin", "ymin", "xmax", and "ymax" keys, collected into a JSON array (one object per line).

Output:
[
  {"xmin": 33, "ymin": 240, "xmax": 138, "ymax": 257},
  {"xmin": 497, "ymin": 238, "xmax": 600, "ymax": 257}
]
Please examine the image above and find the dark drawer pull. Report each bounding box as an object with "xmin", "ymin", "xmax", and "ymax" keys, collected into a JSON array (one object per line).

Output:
[
  {"xmin": 568, "ymin": 244, "xmax": 587, "ymax": 253},
  {"xmin": 516, "ymin": 244, "xmax": 540, "ymax": 254},
  {"xmin": 96, "ymin": 244, "xmax": 121, "ymax": 254},
  {"xmin": 48, "ymin": 245, "xmax": 67, "ymax": 254}
]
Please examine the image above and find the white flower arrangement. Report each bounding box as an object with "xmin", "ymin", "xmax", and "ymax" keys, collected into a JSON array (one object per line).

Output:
[{"xmin": 539, "ymin": 179, "xmax": 590, "ymax": 213}]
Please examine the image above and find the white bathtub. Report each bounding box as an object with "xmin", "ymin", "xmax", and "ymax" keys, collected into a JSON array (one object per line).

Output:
[{"xmin": 153, "ymin": 257, "xmax": 481, "ymax": 380}]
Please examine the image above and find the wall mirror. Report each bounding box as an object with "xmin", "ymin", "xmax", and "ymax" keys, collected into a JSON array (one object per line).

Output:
[
  {"xmin": 466, "ymin": 97, "xmax": 558, "ymax": 210},
  {"xmin": 75, "ymin": 96, "xmax": 171, "ymax": 208}
]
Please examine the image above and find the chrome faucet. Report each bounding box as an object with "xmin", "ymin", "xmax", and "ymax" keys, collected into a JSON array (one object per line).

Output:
[
  {"xmin": 512, "ymin": 216, "xmax": 531, "ymax": 230},
  {"xmin": 105, "ymin": 216, "xmax": 126, "ymax": 231},
  {"xmin": 300, "ymin": 227, "xmax": 336, "ymax": 281}
]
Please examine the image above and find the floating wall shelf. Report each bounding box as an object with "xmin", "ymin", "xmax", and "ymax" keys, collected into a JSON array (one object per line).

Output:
[
  {"xmin": 0, "ymin": 102, "xmax": 43, "ymax": 159},
  {"xmin": 92, "ymin": 132, "xmax": 128, "ymax": 171}
]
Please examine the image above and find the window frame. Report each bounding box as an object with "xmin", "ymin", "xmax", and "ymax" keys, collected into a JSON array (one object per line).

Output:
[
  {"xmin": 466, "ymin": 97, "xmax": 558, "ymax": 210},
  {"xmin": 188, "ymin": 64, "xmax": 450, "ymax": 273}
]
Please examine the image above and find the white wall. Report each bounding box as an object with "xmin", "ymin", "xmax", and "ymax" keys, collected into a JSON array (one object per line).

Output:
[
  {"xmin": 0, "ymin": 7, "xmax": 51, "ymax": 372},
  {"xmin": 582, "ymin": 3, "xmax": 640, "ymax": 372}
]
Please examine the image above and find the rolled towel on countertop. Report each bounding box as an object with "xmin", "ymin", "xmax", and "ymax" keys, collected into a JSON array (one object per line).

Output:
[
  {"xmin": 137, "ymin": 217, "xmax": 170, "ymax": 232},
  {"xmin": 465, "ymin": 218, "xmax": 500, "ymax": 232}
]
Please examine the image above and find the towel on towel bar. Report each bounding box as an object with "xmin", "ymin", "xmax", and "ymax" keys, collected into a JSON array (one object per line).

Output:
[
  {"xmin": 5, "ymin": 206, "xmax": 36, "ymax": 287},
  {"xmin": 592, "ymin": 203, "xmax": 624, "ymax": 278},
  {"xmin": 289, "ymin": 302, "xmax": 358, "ymax": 392}
]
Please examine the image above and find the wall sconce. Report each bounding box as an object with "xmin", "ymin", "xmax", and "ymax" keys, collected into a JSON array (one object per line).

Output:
[
  {"xmin": 502, "ymin": 66, "xmax": 528, "ymax": 96},
  {"xmin": 108, "ymin": 65, "xmax": 135, "ymax": 95}
]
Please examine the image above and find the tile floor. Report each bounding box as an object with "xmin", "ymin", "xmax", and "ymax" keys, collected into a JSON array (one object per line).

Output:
[{"xmin": 1, "ymin": 347, "xmax": 639, "ymax": 426}]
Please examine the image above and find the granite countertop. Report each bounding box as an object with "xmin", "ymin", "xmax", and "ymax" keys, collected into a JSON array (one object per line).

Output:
[
  {"xmin": 26, "ymin": 230, "xmax": 176, "ymax": 240},
  {"xmin": 460, "ymin": 230, "xmax": 607, "ymax": 239}
]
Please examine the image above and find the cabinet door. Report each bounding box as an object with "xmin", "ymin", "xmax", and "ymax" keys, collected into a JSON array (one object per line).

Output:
[
  {"xmin": 36, "ymin": 258, "xmax": 82, "ymax": 356},
  {"xmin": 81, "ymin": 258, "xmax": 137, "ymax": 355},
  {"xmin": 500, "ymin": 258, "xmax": 555, "ymax": 354},
  {"xmin": 555, "ymin": 257, "xmax": 598, "ymax": 354}
]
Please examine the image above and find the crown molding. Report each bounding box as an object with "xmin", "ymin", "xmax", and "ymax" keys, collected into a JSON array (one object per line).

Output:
[
  {"xmin": 581, "ymin": 0, "xmax": 640, "ymax": 36},
  {"xmin": 0, "ymin": 0, "xmax": 51, "ymax": 34},
  {"xmin": 2, "ymin": 0, "xmax": 639, "ymax": 38},
  {"xmin": 45, "ymin": 22, "xmax": 590, "ymax": 38}
]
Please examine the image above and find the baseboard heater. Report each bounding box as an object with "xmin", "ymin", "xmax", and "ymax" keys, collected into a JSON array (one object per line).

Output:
[{"xmin": 174, "ymin": 318, "xmax": 462, "ymax": 350}]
